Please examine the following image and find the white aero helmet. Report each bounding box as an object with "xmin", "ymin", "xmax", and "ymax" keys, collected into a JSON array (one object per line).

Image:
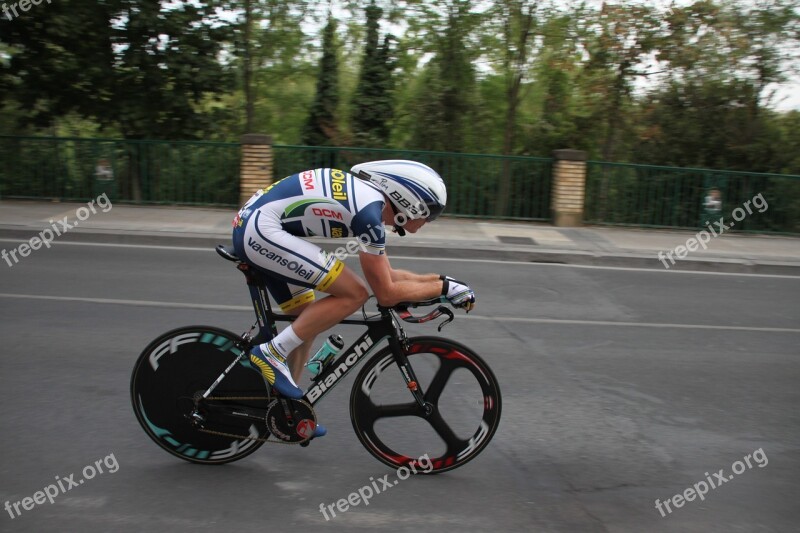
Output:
[{"xmin": 350, "ymin": 160, "xmax": 447, "ymax": 222}]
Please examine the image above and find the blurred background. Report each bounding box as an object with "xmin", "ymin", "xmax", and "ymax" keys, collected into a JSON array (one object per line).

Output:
[
  {"xmin": 0, "ymin": 0, "xmax": 798, "ymax": 230},
  {"xmin": 1, "ymin": 4, "xmax": 799, "ymax": 532},
  {"xmin": 1, "ymin": 0, "xmax": 798, "ymax": 164}
]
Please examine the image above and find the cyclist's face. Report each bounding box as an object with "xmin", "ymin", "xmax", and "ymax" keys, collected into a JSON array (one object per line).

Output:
[{"xmin": 402, "ymin": 218, "xmax": 426, "ymax": 234}]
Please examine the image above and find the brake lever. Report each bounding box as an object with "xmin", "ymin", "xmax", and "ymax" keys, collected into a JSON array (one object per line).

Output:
[{"xmin": 436, "ymin": 306, "xmax": 454, "ymax": 332}]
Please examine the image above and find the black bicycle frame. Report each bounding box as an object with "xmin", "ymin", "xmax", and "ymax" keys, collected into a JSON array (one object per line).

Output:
[
  {"xmin": 303, "ymin": 315, "xmax": 399, "ymax": 406},
  {"xmin": 230, "ymin": 260, "xmax": 428, "ymax": 409}
]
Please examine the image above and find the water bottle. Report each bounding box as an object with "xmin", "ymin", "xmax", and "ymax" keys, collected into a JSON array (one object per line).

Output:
[{"xmin": 306, "ymin": 334, "xmax": 344, "ymax": 377}]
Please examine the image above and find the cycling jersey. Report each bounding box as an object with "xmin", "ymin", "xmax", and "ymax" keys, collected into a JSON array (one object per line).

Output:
[{"xmin": 232, "ymin": 168, "xmax": 387, "ymax": 312}]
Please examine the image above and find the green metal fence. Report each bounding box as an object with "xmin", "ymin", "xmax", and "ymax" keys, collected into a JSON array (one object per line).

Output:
[
  {"xmin": 273, "ymin": 145, "xmax": 553, "ymax": 220},
  {"xmin": 0, "ymin": 136, "xmax": 240, "ymax": 206},
  {"xmin": 3, "ymin": 135, "xmax": 797, "ymax": 233},
  {"xmin": 584, "ymin": 161, "xmax": 800, "ymax": 234}
]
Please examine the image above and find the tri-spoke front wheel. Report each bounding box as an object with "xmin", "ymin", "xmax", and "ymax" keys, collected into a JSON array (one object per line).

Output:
[{"xmin": 350, "ymin": 337, "xmax": 501, "ymax": 474}]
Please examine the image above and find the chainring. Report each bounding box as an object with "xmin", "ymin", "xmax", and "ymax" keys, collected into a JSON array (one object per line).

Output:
[{"xmin": 264, "ymin": 398, "xmax": 317, "ymax": 444}]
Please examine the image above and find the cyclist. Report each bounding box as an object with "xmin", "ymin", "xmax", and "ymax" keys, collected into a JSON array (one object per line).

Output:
[{"xmin": 231, "ymin": 160, "xmax": 476, "ymax": 437}]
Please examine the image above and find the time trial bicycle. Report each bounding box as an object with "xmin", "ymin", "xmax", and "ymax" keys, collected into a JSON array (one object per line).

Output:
[{"xmin": 130, "ymin": 244, "xmax": 501, "ymax": 473}]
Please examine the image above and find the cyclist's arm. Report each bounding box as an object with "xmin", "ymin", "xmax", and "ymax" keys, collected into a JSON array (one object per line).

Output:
[
  {"xmin": 389, "ymin": 268, "xmax": 440, "ymax": 283},
  {"xmin": 359, "ymin": 252, "xmax": 442, "ymax": 306}
]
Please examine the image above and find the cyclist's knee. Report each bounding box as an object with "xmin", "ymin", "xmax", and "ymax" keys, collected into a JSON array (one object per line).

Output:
[
  {"xmin": 328, "ymin": 272, "xmax": 369, "ymax": 310},
  {"xmin": 343, "ymin": 279, "xmax": 370, "ymax": 309},
  {"xmin": 287, "ymin": 302, "xmax": 311, "ymax": 316},
  {"xmin": 355, "ymin": 288, "xmax": 370, "ymax": 309}
]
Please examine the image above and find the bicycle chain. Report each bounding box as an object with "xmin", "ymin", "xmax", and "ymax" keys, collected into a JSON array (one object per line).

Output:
[{"xmin": 197, "ymin": 397, "xmax": 316, "ymax": 446}]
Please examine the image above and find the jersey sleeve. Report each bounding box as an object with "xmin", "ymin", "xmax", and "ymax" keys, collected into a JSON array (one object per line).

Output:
[{"xmin": 350, "ymin": 200, "xmax": 386, "ymax": 255}]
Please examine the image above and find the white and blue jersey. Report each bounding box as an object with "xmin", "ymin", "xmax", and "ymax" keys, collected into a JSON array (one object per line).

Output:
[{"xmin": 232, "ymin": 168, "xmax": 386, "ymax": 312}]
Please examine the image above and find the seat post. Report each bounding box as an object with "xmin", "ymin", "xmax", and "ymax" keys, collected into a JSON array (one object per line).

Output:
[
  {"xmin": 236, "ymin": 263, "xmax": 278, "ymax": 344},
  {"xmin": 216, "ymin": 244, "xmax": 284, "ymax": 345}
]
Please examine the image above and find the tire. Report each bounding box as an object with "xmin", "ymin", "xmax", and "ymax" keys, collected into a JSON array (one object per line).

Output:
[
  {"xmin": 350, "ymin": 336, "xmax": 501, "ymax": 474},
  {"xmin": 131, "ymin": 326, "xmax": 269, "ymax": 465}
]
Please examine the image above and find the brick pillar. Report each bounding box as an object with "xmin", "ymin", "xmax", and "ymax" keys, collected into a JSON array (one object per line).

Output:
[
  {"xmin": 551, "ymin": 149, "xmax": 587, "ymax": 227},
  {"xmin": 239, "ymin": 134, "xmax": 273, "ymax": 206}
]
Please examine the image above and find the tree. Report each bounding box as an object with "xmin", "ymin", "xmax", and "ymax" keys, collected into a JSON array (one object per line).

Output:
[
  {"xmin": 113, "ymin": 1, "xmax": 233, "ymax": 139},
  {"xmin": 638, "ymin": 0, "xmax": 800, "ymax": 171},
  {"xmin": 351, "ymin": 1, "xmax": 393, "ymax": 146},
  {"xmin": 527, "ymin": 12, "xmax": 589, "ymax": 155},
  {"xmin": 302, "ymin": 15, "xmax": 341, "ymax": 146},
  {"xmin": 403, "ymin": 0, "xmax": 481, "ymax": 152},
  {"xmin": 0, "ymin": 1, "xmax": 116, "ymax": 129},
  {"xmin": 483, "ymin": 1, "xmax": 559, "ymax": 214},
  {"xmin": 579, "ymin": 2, "xmax": 661, "ymax": 161},
  {"xmin": 774, "ymin": 111, "xmax": 800, "ymax": 174},
  {"xmin": 243, "ymin": 0, "xmax": 256, "ymax": 133},
  {"xmin": 484, "ymin": 1, "xmax": 542, "ymax": 156},
  {"xmin": 0, "ymin": 0, "xmax": 232, "ymax": 139},
  {"xmin": 233, "ymin": 0, "xmax": 311, "ymax": 135}
]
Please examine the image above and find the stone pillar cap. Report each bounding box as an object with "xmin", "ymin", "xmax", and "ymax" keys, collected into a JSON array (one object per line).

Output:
[
  {"xmin": 240, "ymin": 134, "xmax": 273, "ymax": 145},
  {"xmin": 552, "ymin": 149, "xmax": 587, "ymax": 161}
]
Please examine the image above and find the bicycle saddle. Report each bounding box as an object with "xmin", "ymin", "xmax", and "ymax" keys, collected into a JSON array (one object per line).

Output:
[{"xmin": 216, "ymin": 244, "xmax": 241, "ymax": 262}]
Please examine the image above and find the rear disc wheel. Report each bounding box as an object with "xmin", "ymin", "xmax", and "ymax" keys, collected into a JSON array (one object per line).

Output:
[{"xmin": 131, "ymin": 326, "xmax": 270, "ymax": 464}]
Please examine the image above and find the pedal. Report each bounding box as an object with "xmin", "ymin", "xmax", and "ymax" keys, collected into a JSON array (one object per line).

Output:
[
  {"xmin": 264, "ymin": 399, "xmax": 317, "ymax": 444},
  {"xmin": 189, "ymin": 412, "xmax": 206, "ymax": 427}
]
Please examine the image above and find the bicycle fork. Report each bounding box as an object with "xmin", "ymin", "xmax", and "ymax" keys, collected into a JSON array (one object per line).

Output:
[{"xmin": 389, "ymin": 337, "xmax": 433, "ymax": 416}]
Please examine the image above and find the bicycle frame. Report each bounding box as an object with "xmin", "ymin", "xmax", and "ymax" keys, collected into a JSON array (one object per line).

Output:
[
  {"xmin": 201, "ymin": 258, "xmax": 430, "ymax": 411},
  {"xmin": 134, "ymin": 246, "xmax": 498, "ymax": 470}
]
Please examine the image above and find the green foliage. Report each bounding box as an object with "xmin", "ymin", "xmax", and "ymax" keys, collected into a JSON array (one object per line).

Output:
[
  {"xmin": 302, "ymin": 16, "xmax": 341, "ymax": 146},
  {"xmin": 630, "ymin": 0, "xmax": 800, "ymax": 171},
  {"xmin": 401, "ymin": 1, "xmax": 482, "ymax": 152},
  {"xmin": 0, "ymin": 0, "xmax": 798, "ymax": 174},
  {"xmin": 0, "ymin": 0, "xmax": 232, "ymax": 140},
  {"xmin": 351, "ymin": 1, "xmax": 393, "ymax": 146},
  {"xmin": 0, "ymin": 136, "xmax": 239, "ymax": 204},
  {"xmin": 231, "ymin": 0, "xmax": 312, "ymax": 136},
  {"xmin": 773, "ymin": 111, "xmax": 800, "ymax": 174},
  {"xmin": 636, "ymin": 79, "xmax": 776, "ymax": 171}
]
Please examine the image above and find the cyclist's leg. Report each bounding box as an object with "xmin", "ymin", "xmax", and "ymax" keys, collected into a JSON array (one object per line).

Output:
[
  {"xmin": 261, "ymin": 277, "xmax": 316, "ymax": 382},
  {"xmin": 234, "ymin": 213, "xmax": 367, "ymax": 395},
  {"xmin": 263, "ymin": 267, "xmax": 370, "ymax": 376},
  {"xmin": 265, "ymin": 274, "xmax": 370, "ymax": 380},
  {"xmin": 274, "ymin": 271, "xmax": 369, "ymax": 393},
  {"xmin": 257, "ymin": 280, "xmax": 330, "ymax": 436},
  {"xmin": 238, "ymin": 209, "xmax": 370, "ymax": 342},
  {"xmin": 289, "ymin": 267, "xmax": 369, "ymax": 340},
  {"xmin": 287, "ymin": 339, "xmax": 313, "ymax": 383}
]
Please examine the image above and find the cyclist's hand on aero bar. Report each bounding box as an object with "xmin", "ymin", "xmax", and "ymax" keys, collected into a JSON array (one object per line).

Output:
[{"xmin": 440, "ymin": 275, "xmax": 476, "ymax": 312}]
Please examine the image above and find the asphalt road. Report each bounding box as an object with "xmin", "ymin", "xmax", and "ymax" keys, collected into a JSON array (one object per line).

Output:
[{"xmin": 1, "ymin": 239, "xmax": 798, "ymax": 532}]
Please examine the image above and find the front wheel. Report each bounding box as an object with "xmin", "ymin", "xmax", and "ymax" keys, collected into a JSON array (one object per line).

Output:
[
  {"xmin": 131, "ymin": 326, "xmax": 269, "ymax": 465},
  {"xmin": 350, "ymin": 337, "xmax": 501, "ymax": 474}
]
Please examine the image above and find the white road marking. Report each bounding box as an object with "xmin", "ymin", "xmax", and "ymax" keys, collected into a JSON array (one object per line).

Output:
[
  {"xmin": 1, "ymin": 293, "xmax": 798, "ymax": 333},
  {"xmin": 0, "ymin": 293, "xmax": 249, "ymax": 311},
  {"xmin": 460, "ymin": 314, "xmax": 800, "ymax": 333},
  {"xmin": 389, "ymin": 256, "xmax": 800, "ymax": 279}
]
